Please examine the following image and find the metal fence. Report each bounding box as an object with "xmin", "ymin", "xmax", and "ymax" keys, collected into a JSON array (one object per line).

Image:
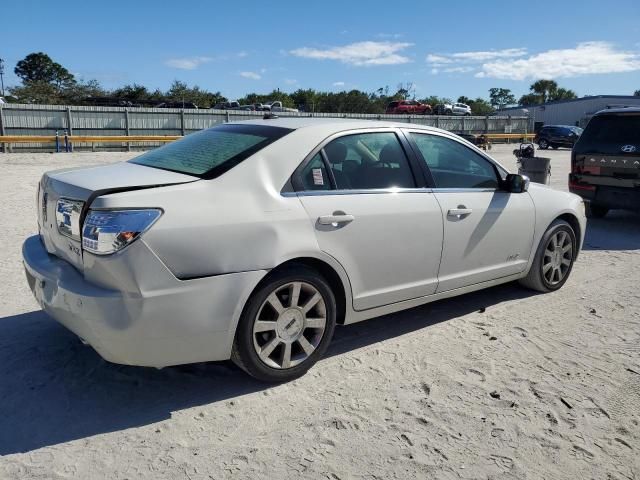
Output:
[{"xmin": 0, "ymin": 103, "xmax": 530, "ymax": 152}]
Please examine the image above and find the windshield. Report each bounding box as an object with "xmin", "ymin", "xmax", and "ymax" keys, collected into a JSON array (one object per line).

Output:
[
  {"xmin": 574, "ymin": 114, "xmax": 640, "ymax": 154},
  {"xmin": 130, "ymin": 124, "xmax": 292, "ymax": 178}
]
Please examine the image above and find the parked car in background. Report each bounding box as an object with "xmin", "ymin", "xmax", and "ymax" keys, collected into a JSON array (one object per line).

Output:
[
  {"xmin": 535, "ymin": 125, "xmax": 583, "ymax": 150},
  {"xmin": 229, "ymin": 105, "xmax": 257, "ymax": 111},
  {"xmin": 569, "ymin": 108, "xmax": 640, "ymax": 218},
  {"xmin": 433, "ymin": 103, "xmax": 472, "ymax": 116},
  {"xmin": 213, "ymin": 101, "xmax": 240, "ymax": 110},
  {"xmin": 0, "ymin": 97, "xmax": 6, "ymax": 104},
  {"xmin": 262, "ymin": 101, "xmax": 299, "ymax": 113},
  {"xmin": 156, "ymin": 101, "xmax": 198, "ymax": 109},
  {"xmin": 386, "ymin": 100, "xmax": 432, "ymax": 115},
  {"xmin": 23, "ymin": 118, "xmax": 585, "ymax": 382}
]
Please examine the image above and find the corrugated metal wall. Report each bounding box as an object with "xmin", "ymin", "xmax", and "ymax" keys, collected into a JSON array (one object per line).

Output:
[
  {"xmin": 494, "ymin": 96, "xmax": 640, "ymax": 128},
  {"xmin": 0, "ymin": 103, "xmax": 529, "ymax": 151}
]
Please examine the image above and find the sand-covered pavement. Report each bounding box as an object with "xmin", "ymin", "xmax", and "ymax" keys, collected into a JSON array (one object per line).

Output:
[{"xmin": 0, "ymin": 145, "xmax": 638, "ymax": 479}]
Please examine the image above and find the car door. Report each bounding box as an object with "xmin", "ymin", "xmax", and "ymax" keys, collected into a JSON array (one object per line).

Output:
[
  {"xmin": 407, "ymin": 130, "xmax": 535, "ymax": 292},
  {"xmin": 291, "ymin": 129, "xmax": 444, "ymax": 311}
]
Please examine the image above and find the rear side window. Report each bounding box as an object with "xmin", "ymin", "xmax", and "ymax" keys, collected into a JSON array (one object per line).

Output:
[
  {"xmin": 130, "ymin": 124, "xmax": 292, "ymax": 178},
  {"xmin": 575, "ymin": 114, "xmax": 640, "ymax": 154},
  {"xmin": 411, "ymin": 133, "xmax": 499, "ymax": 189},
  {"xmin": 300, "ymin": 153, "xmax": 331, "ymax": 191},
  {"xmin": 322, "ymin": 132, "xmax": 416, "ymax": 190}
]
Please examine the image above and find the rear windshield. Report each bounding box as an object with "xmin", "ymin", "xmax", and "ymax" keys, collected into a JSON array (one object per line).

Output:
[
  {"xmin": 575, "ymin": 114, "xmax": 640, "ymax": 154},
  {"xmin": 130, "ymin": 124, "xmax": 292, "ymax": 178}
]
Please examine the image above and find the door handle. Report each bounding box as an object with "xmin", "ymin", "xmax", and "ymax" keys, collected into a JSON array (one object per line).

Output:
[
  {"xmin": 447, "ymin": 207, "xmax": 473, "ymax": 218},
  {"xmin": 318, "ymin": 214, "xmax": 355, "ymax": 225}
]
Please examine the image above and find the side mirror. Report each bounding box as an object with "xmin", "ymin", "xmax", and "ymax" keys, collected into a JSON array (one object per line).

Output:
[{"xmin": 504, "ymin": 173, "xmax": 529, "ymax": 193}]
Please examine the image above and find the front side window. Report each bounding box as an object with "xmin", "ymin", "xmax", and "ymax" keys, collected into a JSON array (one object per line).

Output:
[
  {"xmin": 411, "ymin": 133, "xmax": 499, "ymax": 189},
  {"xmin": 130, "ymin": 124, "xmax": 292, "ymax": 178},
  {"xmin": 322, "ymin": 132, "xmax": 416, "ymax": 190}
]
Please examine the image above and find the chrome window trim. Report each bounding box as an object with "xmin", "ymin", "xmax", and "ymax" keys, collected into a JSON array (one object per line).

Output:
[{"xmin": 282, "ymin": 187, "xmax": 498, "ymax": 197}]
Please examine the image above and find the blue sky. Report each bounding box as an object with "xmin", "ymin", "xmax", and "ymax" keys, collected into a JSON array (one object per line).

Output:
[{"xmin": 2, "ymin": 0, "xmax": 639, "ymax": 101}]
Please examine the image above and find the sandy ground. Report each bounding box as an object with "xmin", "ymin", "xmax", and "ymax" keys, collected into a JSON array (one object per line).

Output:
[{"xmin": 0, "ymin": 145, "xmax": 639, "ymax": 479}]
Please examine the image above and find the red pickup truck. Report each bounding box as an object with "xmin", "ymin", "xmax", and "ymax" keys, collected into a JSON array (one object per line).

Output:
[{"xmin": 386, "ymin": 100, "xmax": 432, "ymax": 115}]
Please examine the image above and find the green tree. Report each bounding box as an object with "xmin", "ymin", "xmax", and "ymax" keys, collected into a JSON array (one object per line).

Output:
[
  {"xmin": 457, "ymin": 96, "xmax": 494, "ymax": 115},
  {"xmin": 518, "ymin": 93, "xmax": 542, "ymax": 106},
  {"xmin": 14, "ymin": 52, "xmax": 75, "ymax": 88},
  {"xmin": 518, "ymin": 79, "xmax": 577, "ymax": 106},
  {"xmin": 8, "ymin": 81, "xmax": 62, "ymax": 104},
  {"xmin": 634, "ymin": 89, "xmax": 640, "ymax": 96},
  {"xmin": 552, "ymin": 87, "xmax": 577, "ymax": 101},
  {"xmin": 165, "ymin": 80, "xmax": 226, "ymax": 108},
  {"xmin": 488, "ymin": 88, "xmax": 516, "ymax": 109},
  {"xmin": 63, "ymin": 79, "xmax": 106, "ymax": 104}
]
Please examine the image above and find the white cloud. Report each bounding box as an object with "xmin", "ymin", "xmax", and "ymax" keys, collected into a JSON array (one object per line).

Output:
[
  {"xmin": 426, "ymin": 54, "xmax": 454, "ymax": 65},
  {"xmin": 237, "ymin": 51, "xmax": 248, "ymax": 58},
  {"xmin": 332, "ymin": 81, "xmax": 345, "ymax": 86},
  {"xmin": 476, "ymin": 42, "xmax": 640, "ymax": 80},
  {"xmin": 442, "ymin": 66, "xmax": 475, "ymax": 74},
  {"xmin": 284, "ymin": 78, "xmax": 298, "ymax": 85},
  {"xmin": 427, "ymin": 48, "xmax": 526, "ymax": 66},
  {"xmin": 290, "ymin": 41, "xmax": 412, "ymax": 66},
  {"xmin": 240, "ymin": 71, "xmax": 261, "ymax": 80},
  {"xmin": 164, "ymin": 56, "xmax": 213, "ymax": 70}
]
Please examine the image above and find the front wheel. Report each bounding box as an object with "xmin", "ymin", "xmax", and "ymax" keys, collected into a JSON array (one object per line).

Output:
[
  {"xmin": 519, "ymin": 219, "xmax": 577, "ymax": 292},
  {"xmin": 232, "ymin": 266, "xmax": 337, "ymax": 382},
  {"xmin": 538, "ymin": 139, "xmax": 549, "ymax": 149}
]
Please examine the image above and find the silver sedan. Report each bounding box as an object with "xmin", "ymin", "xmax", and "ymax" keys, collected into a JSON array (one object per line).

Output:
[{"xmin": 23, "ymin": 118, "xmax": 586, "ymax": 381}]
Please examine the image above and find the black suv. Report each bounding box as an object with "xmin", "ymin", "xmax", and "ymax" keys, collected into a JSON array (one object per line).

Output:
[
  {"xmin": 569, "ymin": 108, "xmax": 640, "ymax": 218},
  {"xmin": 535, "ymin": 125, "xmax": 583, "ymax": 149}
]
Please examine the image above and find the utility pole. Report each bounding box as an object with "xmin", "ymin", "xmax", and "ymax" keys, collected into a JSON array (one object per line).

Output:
[{"xmin": 0, "ymin": 58, "xmax": 5, "ymax": 97}]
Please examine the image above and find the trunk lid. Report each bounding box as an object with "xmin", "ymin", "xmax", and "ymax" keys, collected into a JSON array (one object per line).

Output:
[{"xmin": 38, "ymin": 162, "xmax": 197, "ymax": 272}]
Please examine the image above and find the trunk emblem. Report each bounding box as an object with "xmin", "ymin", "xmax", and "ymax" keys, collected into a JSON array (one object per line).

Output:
[{"xmin": 621, "ymin": 145, "xmax": 636, "ymax": 153}]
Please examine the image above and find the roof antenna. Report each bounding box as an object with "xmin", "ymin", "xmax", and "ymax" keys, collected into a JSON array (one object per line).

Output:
[{"xmin": 263, "ymin": 113, "xmax": 279, "ymax": 120}]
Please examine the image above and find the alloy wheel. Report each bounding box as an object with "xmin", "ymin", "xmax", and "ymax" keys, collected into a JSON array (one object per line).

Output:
[
  {"xmin": 542, "ymin": 231, "xmax": 573, "ymax": 285},
  {"xmin": 252, "ymin": 281, "xmax": 327, "ymax": 369}
]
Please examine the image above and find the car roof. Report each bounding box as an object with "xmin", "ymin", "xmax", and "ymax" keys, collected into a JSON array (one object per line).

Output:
[
  {"xmin": 594, "ymin": 107, "xmax": 640, "ymax": 116},
  {"xmin": 228, "ymin": 117, "xmax": 442, "ymax": 133}
]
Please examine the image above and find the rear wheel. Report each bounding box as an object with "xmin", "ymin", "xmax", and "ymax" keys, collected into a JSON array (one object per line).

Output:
[
  {"xmin": 232, "ymin": 266, "xmax": 336, "ymax": 382},
  {"xmin": 586, "ymin": 203, "xmax": 609, "ymax": 218},
  {"xmin": 519, "ymin": 219, "xmax": 576, "ymax": 292},
  {"xmin": 538, "ymin": 138, "xmax": 549, "ymax": 149}
]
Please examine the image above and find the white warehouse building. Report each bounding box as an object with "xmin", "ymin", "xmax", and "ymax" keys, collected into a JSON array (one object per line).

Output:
[{"xmin": 493, "ymin": 95, "xmax": 640, "ymax": 131}]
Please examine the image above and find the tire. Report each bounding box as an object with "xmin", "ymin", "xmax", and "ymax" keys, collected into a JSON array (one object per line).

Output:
[
  {"xmin": 538, "ymin": 139, "xmax": 549, "ymax": 149},
  {"xmin": 231, "ymin": 265, "xmax": 337, "ymax": 382},
  {"xmin": 585, "ymin": 203, "xmax": 609, "ymax": 218},
  {"xmin": 519, "ymin": 219, "xmax": 577, "ymax": 293},
  {"xmin": 445, "ymin": 109, "xmax": 453, "ymax": 115}
]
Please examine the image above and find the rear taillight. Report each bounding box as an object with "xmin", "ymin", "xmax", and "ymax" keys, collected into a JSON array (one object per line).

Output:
[{"xmin": 82, "ymin": 209, "xmax": 162, "ymax": 255}]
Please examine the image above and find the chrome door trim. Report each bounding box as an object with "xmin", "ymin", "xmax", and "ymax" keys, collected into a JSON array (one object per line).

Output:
[{"xmin": 282, "ymin": 187, "xmax": 436, "ymax": 197}]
